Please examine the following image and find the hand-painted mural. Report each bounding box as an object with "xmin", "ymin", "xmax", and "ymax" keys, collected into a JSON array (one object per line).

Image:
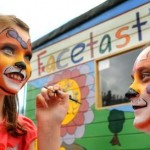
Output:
[
  {"xmin": 27, "ymin": 61, "xmax": 150, "ymax": 150},
  {"xmin": 108, "ymin": 110, "xmax": 125, "ymax": 146},
  {"xmin": 27, "ymin": 1, "xmax": 150, "ymax": 149},
  {"xmin": 31, "ymin": 2, "xmax": 150, "ymax": 80},
  {"xmin": 45, "ymin": 62, "xmax": 95, "ymax": 146},
  {"xmin": 27, "ymin": 62, "xmax": 95, "ymax": 149}
]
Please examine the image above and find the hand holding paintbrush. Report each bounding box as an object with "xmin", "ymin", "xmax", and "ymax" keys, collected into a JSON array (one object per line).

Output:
[
  {"xmin": 36, "ymin": 84, "xmax": 69, "ymax": 122},
  {"xmin": 36, "ymin": 84, "xmax": 70, "ymax": 149},
  {"xmin": 43, "ymin": 86, "xmax": 81, "ymax": 104}
]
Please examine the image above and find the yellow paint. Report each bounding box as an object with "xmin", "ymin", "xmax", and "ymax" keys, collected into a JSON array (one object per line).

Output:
[
  {"xmin": 60, "ymin": 147, "xmax": 66, "ymax": 150},
  {"xmin": 34, "ymin": 139, "xmax": 37, "ymax": 150},
  {"xmin": 130, "ymin": 72, "xmax": 143, "ymax": 94},
  {"xmin": 45, "ymin": 55, "xmax": 56, "ymax": 72},
  {"xmin": 58, "ymin": 79, "xmax": 81, "ymax": 124}
]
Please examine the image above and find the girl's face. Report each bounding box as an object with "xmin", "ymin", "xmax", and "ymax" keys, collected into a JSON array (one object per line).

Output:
[
  {"xmin": 127, "ymin": 47, "xmax": 150, "ymax": 133},
  {"xmin": 0, "ymin": 26, "xmax": 32, "ymax": 95}
]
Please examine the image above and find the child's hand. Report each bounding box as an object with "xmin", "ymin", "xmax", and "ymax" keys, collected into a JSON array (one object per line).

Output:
[{"xmin": 36, "ymin": 84, "xmax": 69, "ymax": 126}]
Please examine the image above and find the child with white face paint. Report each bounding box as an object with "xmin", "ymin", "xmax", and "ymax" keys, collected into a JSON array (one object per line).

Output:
[
  {"xmin": 0, "ymin": 15, "xmax": 69, "ymax": 150},
  {"xmin": 125, "ymin": 45, "xmax": 150, "ymax": 134}
]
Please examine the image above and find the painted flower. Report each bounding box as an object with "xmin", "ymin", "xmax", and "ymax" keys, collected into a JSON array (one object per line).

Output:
[{"xmin": 46, "ymin": 63, "xmax": 95, "ymax": 144}]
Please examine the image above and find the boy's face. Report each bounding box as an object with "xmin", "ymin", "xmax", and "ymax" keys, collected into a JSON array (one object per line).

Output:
[
  {"xmin": 126, "ymin": 46, "xmax": 150, "ymax": 133},
  {"xmin": 0, "ymin": 26, "xmax": 32, "ymax": 95}
]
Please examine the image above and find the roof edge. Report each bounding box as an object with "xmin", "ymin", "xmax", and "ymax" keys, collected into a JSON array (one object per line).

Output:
[{"xmin": 32, "ymin": 0, "xmax": 126, "ymax": 49}]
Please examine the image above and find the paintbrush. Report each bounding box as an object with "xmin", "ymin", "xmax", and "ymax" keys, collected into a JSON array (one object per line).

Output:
[{"xmin": 44, "ymin": 86, "xmax": 81, "ymax": 104}]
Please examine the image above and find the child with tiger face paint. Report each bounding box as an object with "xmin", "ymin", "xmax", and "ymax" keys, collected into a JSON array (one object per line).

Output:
[
  {"xmin": 0, "ymin": 15, "xmax": 69, "ymax": 150},
  {"xmin": 0, "ymin": 28, "xmax": 32, "ymax": 95},
  {"xmin": 125, "ymin": 45, "xmax": 150, "ymax": 134}
]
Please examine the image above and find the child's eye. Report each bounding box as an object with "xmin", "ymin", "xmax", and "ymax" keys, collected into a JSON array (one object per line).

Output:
[
  {"xmin": 2, "ymin": 46, "xmax": 14, "ymax": 56},
  {"xmin": 24, "ymin": 54, "xmax": 32, "ymax": 61},
  {"xmin": 142, "ymin": 73, "xmax": 150, "ymax": 81}
]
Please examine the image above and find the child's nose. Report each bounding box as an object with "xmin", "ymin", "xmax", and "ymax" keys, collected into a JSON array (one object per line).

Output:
[
  {"xmin": 125, "ymin": 88, "xmax": 139, "ymax": 99},
  {"xmin": 15, "ymin": 61, "xmax": 26, "ymax": 69}
]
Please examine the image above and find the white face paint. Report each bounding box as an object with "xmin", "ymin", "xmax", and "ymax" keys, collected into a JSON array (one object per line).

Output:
[
  {"xmin": 0, "ymin": 27, "xmax": 32, "ymax": 95},
  {"xmin": 3, "ymin": 66, "xmax": 27, "ymax": 93},
  {"xmin": 127, "ymin": 46, "xmax": 150, "ymax": 133}
]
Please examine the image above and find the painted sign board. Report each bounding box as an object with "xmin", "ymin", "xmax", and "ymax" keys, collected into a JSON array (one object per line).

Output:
[
  {"xmin": 31, "ymin": 2, "xmax": 150, "ymax": 80},
  {"xmin": 27, "ymin": 1, "xmax": 150, "ymax": 150}
]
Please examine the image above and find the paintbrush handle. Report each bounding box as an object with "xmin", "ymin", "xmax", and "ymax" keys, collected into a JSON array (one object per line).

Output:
[{"xmin": 43, "ymin": 86, "xmax": 81, "ymax": 104}]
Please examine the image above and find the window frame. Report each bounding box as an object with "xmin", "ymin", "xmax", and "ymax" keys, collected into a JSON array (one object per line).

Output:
[{"xmin": 95, "ymin": 43, "xmax": 146, "ymax": 109}]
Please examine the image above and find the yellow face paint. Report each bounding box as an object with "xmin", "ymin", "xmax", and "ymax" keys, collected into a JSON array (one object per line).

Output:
[
  {"xmin": 0, "ymin": 27, "xmax": 32, "ymax": 95},
  {"xmin": 130, "ymin": 73, "xmax": 141, "ymax": 94},
  {"xmin": 126, "ymin": 46, "xmax": 150, "ymax": 134}
]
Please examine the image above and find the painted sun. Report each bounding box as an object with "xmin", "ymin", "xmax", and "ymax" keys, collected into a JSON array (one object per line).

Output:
[{"xmin": 46, "ymin": 64, "xmax": 95, "ymax": 145}]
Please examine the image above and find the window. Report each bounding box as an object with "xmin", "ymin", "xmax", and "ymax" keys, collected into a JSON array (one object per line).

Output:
[{"xmin": 97, "ymin": 48, "xmax": 142, "ymax": 108}]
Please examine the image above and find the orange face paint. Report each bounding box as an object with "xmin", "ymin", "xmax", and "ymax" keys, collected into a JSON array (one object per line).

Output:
[
  {"xmin": 0, "ymin": 27, "xmax": 32, "ymax": 95},
  {"xmin": 126, "ymin": 46, "xmax": 150, "ymax": 134}
]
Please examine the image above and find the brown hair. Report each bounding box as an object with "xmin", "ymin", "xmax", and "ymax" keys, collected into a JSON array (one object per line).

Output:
[
  {"xmin": 3, "ymin": 96, "xmax": 27, "ymax": 136},
  {"xmin": 0, "ymin": 15, "xmax": 30, "ymax": 137},
  {"xmin": 0, "ymin": 15, "xmax": 29, "ymax": 32}
]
